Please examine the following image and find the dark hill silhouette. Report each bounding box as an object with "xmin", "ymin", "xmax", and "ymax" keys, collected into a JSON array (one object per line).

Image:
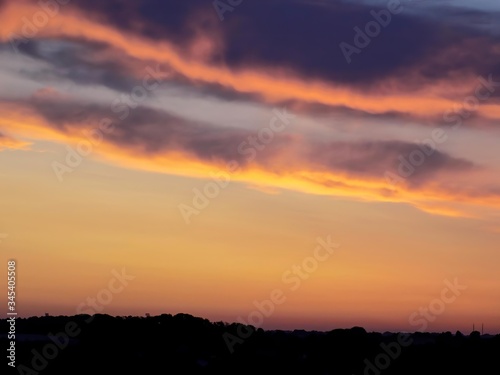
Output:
[{"xmin": 1, "ymin": 314, "xmax": 499, "ymax": 374}]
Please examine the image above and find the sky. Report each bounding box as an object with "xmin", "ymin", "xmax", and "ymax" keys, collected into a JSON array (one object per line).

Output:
[{"xmin": 0, "ymin": 0, "xmax": 499, "ymax": 333}]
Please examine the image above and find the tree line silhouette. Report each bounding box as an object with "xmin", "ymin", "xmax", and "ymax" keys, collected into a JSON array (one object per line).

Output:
[{"xmin": 1, "ymin": 314, "xmax": 499, "ymax": 374}]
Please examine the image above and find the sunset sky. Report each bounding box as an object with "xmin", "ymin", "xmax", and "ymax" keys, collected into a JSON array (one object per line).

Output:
[{"xmin": 0, "ymin": 0, "xmax": 499, "ymax": 333}]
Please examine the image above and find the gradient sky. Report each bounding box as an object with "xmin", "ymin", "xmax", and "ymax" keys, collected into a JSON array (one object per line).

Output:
[{"xmin": 0, "ymin": 0, "xmax": 499, "ymax": 333}]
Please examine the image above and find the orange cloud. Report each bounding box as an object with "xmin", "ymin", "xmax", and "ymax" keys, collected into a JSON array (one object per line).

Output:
[
  {"xmin": 0, "ymin": 132, "xmax": 31, "ymax": 151},
  {"xmin": 2, "ymin": 98, "xmax": 499, "ymax": 222},
  {"xmin": 1, "ymin": 1, "xmax": 500, "ymax": 122}
]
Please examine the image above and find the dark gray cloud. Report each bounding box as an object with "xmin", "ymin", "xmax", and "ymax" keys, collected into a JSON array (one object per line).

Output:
[
  {"xmin": 7, "ymin": 0, "xmax": 496, "ymax": 126},
  {"xmin": 20, "ymin": 96, "xmax": 283, "ymax": 166},
  {"xmin": 15, "ymin": 96, "xmax": 476, "ymax": 188},
  {"xmin": 7, "ymin": 39, "xmax": 143, "ymax": 92},
  {"xmin": 60, "ymin": 0, "xmax": 500, "ymax": 89},
  {"xmin": 305, "ymin": 140, "xmax": 476, "ymax": 186}
]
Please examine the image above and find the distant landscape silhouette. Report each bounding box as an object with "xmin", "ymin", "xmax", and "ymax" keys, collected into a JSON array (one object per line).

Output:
[{"xmin": 2, "ymin": 314, "xmax": 499, "ymax": 374}]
